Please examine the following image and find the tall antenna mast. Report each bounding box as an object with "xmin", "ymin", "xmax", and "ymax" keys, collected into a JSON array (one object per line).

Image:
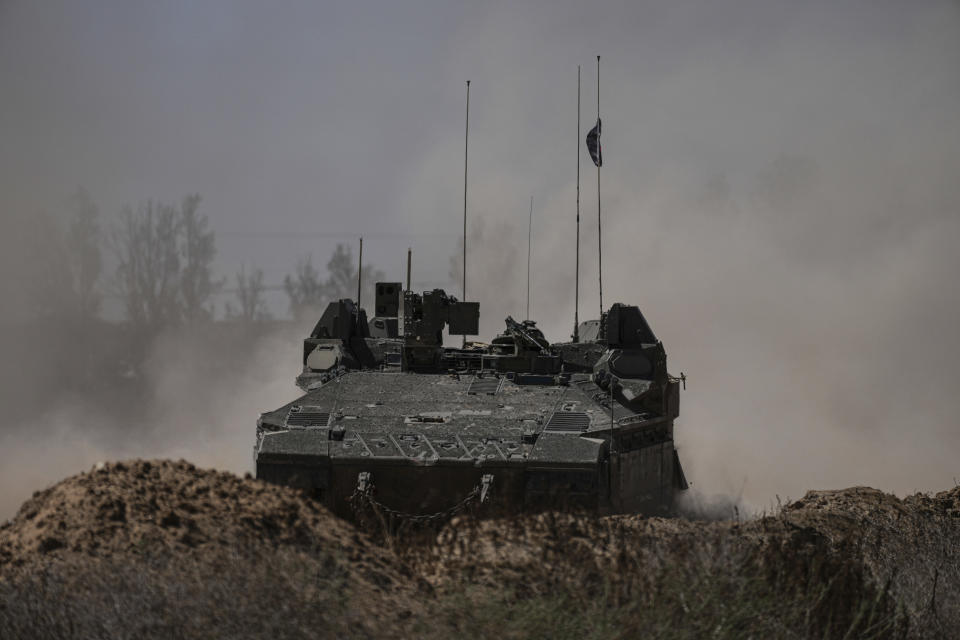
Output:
[
  {"xmin": 356, "ymin": 236, "xmax": 363, "ymax": 309},
  {"xmin": 596, "ymin": 55, "xmax": 603, "ymax": 318},
  {"xmin": 463, "ymin": 80, "xmax": 470, "ymax": 303},
  {"xmin": 574, "ymin": 65, "xmax": 581, "ymax": 342},
  {"xmin": 462, "ymin": 80, "xmax": 470, "ymax": 345},
  {"xmin": 526, "ymin": 195, "xmax": 533, "ymax": 321}
]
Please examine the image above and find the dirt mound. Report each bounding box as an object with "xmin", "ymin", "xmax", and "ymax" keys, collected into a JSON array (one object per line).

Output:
[
  {"xmin": 1, "ymin": 461, "xmax": 957, "ymax": 639},
  {"xmin": 781, "ymin": 486, "xmax": 960, "ymax": 632},
  {"xmin": 421, "ymin": 486, "xmax": 960, "ymax": 638},
  {"xmin": 1, "ymin": 459, "xmax": 366, "ymax": 561},
  {"xmin": 0, "ymin": 460, "xmax": 423, "ymax": 638}
]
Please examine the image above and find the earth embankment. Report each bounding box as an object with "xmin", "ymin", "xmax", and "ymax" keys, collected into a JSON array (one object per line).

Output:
[{"xmin": 1, "ymin": 460, "xmax": 956, "ymax": 639}]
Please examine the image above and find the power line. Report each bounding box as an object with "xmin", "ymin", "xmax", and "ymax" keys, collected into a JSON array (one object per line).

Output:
[
  {"xmin": 103, "ymin": 280, "xmax": 453, "ymax": 300},
  {"xmin": 218, "ymin": 230, "xmax": 459, "ymax": 240}
]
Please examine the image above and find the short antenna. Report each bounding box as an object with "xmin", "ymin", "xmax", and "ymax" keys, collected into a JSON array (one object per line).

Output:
[
  {"xmin": 406, "ymin": 247, "xmax": 412, "ymax": 291},
  {"xmin": 356, "ymin": 236, "xmax": 363, "ymax": 309}
]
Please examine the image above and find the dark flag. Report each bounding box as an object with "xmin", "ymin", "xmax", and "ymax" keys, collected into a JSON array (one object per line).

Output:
[{"xmin": 586, "ymin": 118, "xmax": 602, "ymax": 167}]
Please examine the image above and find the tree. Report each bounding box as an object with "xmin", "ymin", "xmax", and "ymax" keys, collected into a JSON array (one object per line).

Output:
[
  {"xmin": 111, "ymin": 200, "xmax": 181, "ymax": 331},
  {"xmin": 17, "ymin": 189, "xmax": 102, "ymax": 322},
  {"xmin": 179, "ymin": 195, "xmax": 221, "ymax": 323},
  {"xmin": 284, "ymin": 244, "xmax": 385, "ymax": 321},
  {"xmin": 325, "ymin": 244, "xmax": 355, "ymax": 301},
  {"xmin": 324, "ymin": 243, "xmax": 385, "ymax": 304},
  {"xmin": 226, "ymin": 264, "xmax": 271, "ymax": 324},
  {"xmin": 284, "ymin": 254, "xmax": 326, "ymax": 321},
  {"xmin": 111, "ymin": 194, "xmax": 221, "ymax": 332}
]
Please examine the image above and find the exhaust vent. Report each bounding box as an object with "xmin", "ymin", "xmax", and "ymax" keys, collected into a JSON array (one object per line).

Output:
[
  {"xmin": 285, "ymin": 406, "xmax": 331, "ymax": 428},
  {"xmin": 544, "ymin": 411, "xmax": 590, "ymax": 433}
]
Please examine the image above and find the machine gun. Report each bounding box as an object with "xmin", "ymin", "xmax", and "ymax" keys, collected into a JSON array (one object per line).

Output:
[{"xmin": 503, "ymin": 316, "xmax": 551, "ymax": 353}]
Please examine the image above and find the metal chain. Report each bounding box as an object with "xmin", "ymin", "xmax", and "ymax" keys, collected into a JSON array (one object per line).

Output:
[
  {"xmin": 668, "ymin": 372, "xmax": 687, "ymax": 389},
  {"xmin": 348, "ymin": 473, "xmax": 492, "ymax": 526}
]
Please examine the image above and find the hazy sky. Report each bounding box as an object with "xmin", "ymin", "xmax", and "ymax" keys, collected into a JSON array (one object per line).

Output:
[
  {"xmin": 1, "ymin": 1, "xmax": 958, "ymax": 510},
  {"xmin": 5, "ymin": 1, "xmax": 955, "ymax": 297}
]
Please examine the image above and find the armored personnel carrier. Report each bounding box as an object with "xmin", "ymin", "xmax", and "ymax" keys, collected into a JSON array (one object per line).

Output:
[{"xmin": 255, "ymin": 283, "xmax": 688, "ymax": 522}]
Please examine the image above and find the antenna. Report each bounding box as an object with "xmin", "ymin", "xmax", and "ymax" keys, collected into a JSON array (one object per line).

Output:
[
  {"xmin": 526, "ymin": 195, "xmax": 533, "ymax": 321},
  {"xmin": 406, "ymin": 247, "xmax": 412, "ymax": 291},
  {"xmin": 596, "ymin": 55, "xmax": 603, "ymax": 318},
  {"xmin": 462, "ymin": 79, "xmax": 470, "ymax": 345},
  {"xmin": 356, "ymin": 236, "xmax": 363, "ymax": 309},
  {"xmin": 574, "ymin": 65, "xmax": 581, "ymax": 342}
]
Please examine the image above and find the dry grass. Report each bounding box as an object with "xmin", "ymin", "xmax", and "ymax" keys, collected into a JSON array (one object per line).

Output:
[
  {"xmin": 415, "ymin": 512, "xmax": 909, "ymax": 640},
  {"xmin": 1, "ymin": 462, "xmax": 957, "ymax": 639},
  {"xmin": 0, "ymin": 538, "xmax": 906, "ymax": 640},
  {"xmin": 0, "ymin": 545, "xmax": 417, "ymax": 640}
]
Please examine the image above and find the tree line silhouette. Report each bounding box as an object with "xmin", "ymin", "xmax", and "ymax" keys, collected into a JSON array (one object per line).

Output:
[
  {"xmin": 1, "ymin": 189, "xmax": 383, "ymax": 419},
  {"xmin": 18, "ymin": 189, "xmax": 382, "ymax": 332}
]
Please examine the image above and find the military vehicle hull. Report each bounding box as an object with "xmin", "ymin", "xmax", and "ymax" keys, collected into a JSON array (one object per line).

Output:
[
  {"xmin": 256, "ymin": 289, "xmax": 687, "ymax": 522},
  {"xmin": 257, "ymin": 367, "xmax": 685, "ymax": 520}
]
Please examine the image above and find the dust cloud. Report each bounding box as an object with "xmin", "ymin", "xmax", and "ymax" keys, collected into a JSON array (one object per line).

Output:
[
  {"xmin": 0, "ymin": 322, "xmax": 307, "ymax": 521},
  {"xmin": 454, "ymin": 150, "xmax": 959, "ymax": 510},
  {"xmin": 1, "ymin": 1, "xmax": 958, "ymax": 518},
  {"xmin": 408, "ymin": 2, "xmax": 960, "ymax": 510}
]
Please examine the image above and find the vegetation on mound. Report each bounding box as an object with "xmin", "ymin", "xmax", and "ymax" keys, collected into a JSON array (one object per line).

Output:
[
  {"xmin": 0, "ymin": 538, "xmax": 906, "ymax": 640},
  {"xmin": 0, "ymin": 461, "xmax": 956, "ymax": 639},
  {"xmin": 0, "ymin": 545, "xmax": 410, "ymax": 640},
  {"xmin": 421, "ymin": 512, "xmax": 909, "ymax": 640}
]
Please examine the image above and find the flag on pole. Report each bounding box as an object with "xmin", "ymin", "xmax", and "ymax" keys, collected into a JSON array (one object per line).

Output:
[{"xmin": 586, "ymin": 118, "xmax": 602, "ymax": 167}]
